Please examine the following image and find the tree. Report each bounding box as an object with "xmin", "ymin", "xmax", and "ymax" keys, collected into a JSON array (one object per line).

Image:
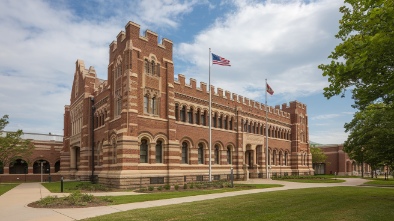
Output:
[
  {"xmin": 310, "ymin": 147, "xmax": 328, "ymax": 164},
  {"xmin": 0, "ymin": 115, "xmax": 35, "ymax": 168},
  {"xmin": 343, "ymin": 103, "xmax": 394, "ymax": 174},
  {"xmin": 318, "ymin": 0, "xmax": 394, "ymax": 110}
]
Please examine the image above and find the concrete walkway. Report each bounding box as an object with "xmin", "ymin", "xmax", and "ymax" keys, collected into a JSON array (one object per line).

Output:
[{"xmin": 0, "ymin": 178, "xmax": 367, "ymax": 221}]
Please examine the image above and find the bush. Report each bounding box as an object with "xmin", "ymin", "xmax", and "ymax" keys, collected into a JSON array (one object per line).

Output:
[
  {"xmin": 157, "ymin": 186, "xmax": 163, "ymax": 191},
  {"xmin": 164, "ymin": 184, "xmax": 171, "ymax": 190},
  {"xmin": 183, "ymin": 184, "xmax": 188, "ymax": 189},
  {"xmin": 190, "ymin": 183, "xmax": 194, "ymax": 189},
  {"xmin": 38, "ymin": 195, "xmax": 58, "ymax": 206},
  {"xmin": 174, "ymin": 184, "xmax": 179, "ymax": 190},
  {"xmin": 148, "ymin": 186, "xmax": 154, "ymax": 191}
]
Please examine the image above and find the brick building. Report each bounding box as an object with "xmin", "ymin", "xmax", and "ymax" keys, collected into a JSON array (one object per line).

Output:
[
  {"xmin": 60, "ymin": 21, "xmax": 313, "ymax": 188},
  {"xmin": 0, "ymin": 132, "xmax": 63, "ymax": 182},
  {"xmin": 313, "ymin": 144, "xmax": 370, "ymax": 176}
]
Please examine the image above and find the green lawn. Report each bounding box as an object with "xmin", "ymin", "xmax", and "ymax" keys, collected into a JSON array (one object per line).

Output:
[
  {"xmin": 41, "ymin": 181, "xmax": 111, "ymax": 193},
  {"xmin": 363, "ymin": 178, "xmax": 394, "ymax": 187},
  {"xmin": 0, "ymin": 184, "xmax": 18, "ymax": 196},
  {"xmin": 277, "ymin": 178, "xmax": 346, "ymax": 183},
  {"xmin": 105, "ymin": 184, "xmax": 282, "ymax": 205},
  {"xmin": 83, "ymin": 187, "xmax": 394, "ymax": 221}
]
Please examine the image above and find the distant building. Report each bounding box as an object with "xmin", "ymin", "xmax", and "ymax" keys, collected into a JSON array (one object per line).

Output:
[
  {"xmin": 60, "ymin": 21, "xmax": 313, "ymax": 188},
  {"xmin": 0, "ymin": 132, "xmax": 63, "ymax": 182},
  {"xmin": 313, "ymin": 144, "xmax": 370, "ymax": 176}
]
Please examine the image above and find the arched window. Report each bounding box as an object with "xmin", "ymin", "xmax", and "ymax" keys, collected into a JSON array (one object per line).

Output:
[
  {"xmin": 229, "ymin": 117, "xmax": 233, "ymax": 130},
  {"xmin": 175, "ymin": 104, "xmax": 179, "ymax": 121},
  {"xmin": 155, "ymin": 140, "xmax": 162, "ymax": 163},
  {"xmin": 112, "ymin": 139, "xmax": 117, "ymax": 164},
  {"xmin": 195, "ymin": 109, "xmax": 200, "ymax": 125},
  {"xmin": 201, "ymin": 110, "xmax": 206, "ymax": 126},
  {"xmin": 151, "ymin": 59, "xmax": 156, "ymax": 75},
  {"xmin": 140, "ymin": 139, "xmax": 148, "ymax": 163},
  {"xmin": 224, "ymin": 116, "xmax": 228, "ymax": 130},
  {"xmin": 144, "ymin": 95, "xmax": 149, "ymax": 113},
  {"xmin": 218, "ymin": 114, "xmax": 222, "ymax": 128},
  {"xmin": 151, "ymin": 97, "xmax": 157, "ymax": 115},
  {"xmin": 227, "ymin": 146, "xmax": 232, "ymax": 164},
  {"xmin": 285, "ymin": 152, "xmax": 288, "ymax": 166},
  {"xmin": 214, "ymin": 145, "xmax": 220, "ymax": 164},
  {"xmin": 181, "ymin": 142, "xmax": 188, "ymax": 164},
  {"xmin": 188, "ymin": 108, "xmax": 193, "ymax": 124},
  {"xmin": 213, "ymin": 113, "xmax": 217, "ymax": 128},
  {"xmin": 144, "ymin": 59, "xmax": 149, "ymax": 74},
  {"xmin": 181, "ymin": 106, "xmax": 186, "ymax": 122},
  {"xmin": 198, "ymin": 143, "xmax": 204, "ymax": 164}
]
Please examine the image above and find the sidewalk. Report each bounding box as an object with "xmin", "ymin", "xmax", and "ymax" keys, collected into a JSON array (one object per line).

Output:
[{"xmin": 0, "ymin": 178, "xmax": 367, "ymax": 221}]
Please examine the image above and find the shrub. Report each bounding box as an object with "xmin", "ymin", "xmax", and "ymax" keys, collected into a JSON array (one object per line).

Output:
[
  {"xmin": 148, "ymin": 186, "xmax": 154, "ymax": 191},
  {"xmin": 183, "ymin": 183, "xmax": 188, "ymax": 189},
  {"xmin": 157, "ymin": 186, "xmax": 163, "ymax": 191},
  {"xmin": 190, "ymin": 183, "xmax": 194, "ymax": 189},
  {"xmin": 164, "ymin": 184, "xmax": 171, "ymax": 190},
  {"xmin": 174, "ymin": 184, "xmax": 179, "ymax": 190},
  {"xmin": 38, "ymin": 195, "xmax": 58, "ymax": 206}
]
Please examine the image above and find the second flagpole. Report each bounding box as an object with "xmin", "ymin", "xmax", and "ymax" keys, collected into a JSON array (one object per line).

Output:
[{"xmin": 209, "ymin": 48, "xmax": 212, "ymax": 182}]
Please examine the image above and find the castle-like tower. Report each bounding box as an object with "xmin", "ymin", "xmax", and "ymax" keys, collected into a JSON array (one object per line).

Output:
[{"xmin": 61, "ymin": 21, "xmax": 313, "ymax": 187}]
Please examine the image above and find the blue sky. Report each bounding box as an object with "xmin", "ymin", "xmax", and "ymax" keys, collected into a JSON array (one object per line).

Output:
[{"xmin": 0, "ymin": 0, "xmax": 355, "ymax": 144}]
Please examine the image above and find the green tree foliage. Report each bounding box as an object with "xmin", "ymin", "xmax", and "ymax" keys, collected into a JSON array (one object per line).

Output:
[
  {"xmin": 310, "ymin": 147, "xmax": 327, "ymax": 164},
  {"xmin": 318, "ymin": 0, "xmax": 394, "ymax": 110},
  {"xmin": 344, "ymin": 104, "xmax": 394, "ymax": 172},
  {"xmin": 0, "ymin": 115, "xmax": 35, "ymax": 167}
]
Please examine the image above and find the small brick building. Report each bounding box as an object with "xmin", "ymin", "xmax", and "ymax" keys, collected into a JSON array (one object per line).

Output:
[
  {"xmin": 0, "ymin": 132, "xmax": 63, "ymax": 182},
  {"xmin": 313, "ymin": 144, "xmax": 370, "ymax": 176},
  {"xmin": 60, "ymin": 21, "xmax": 313, "ymax": 188}
]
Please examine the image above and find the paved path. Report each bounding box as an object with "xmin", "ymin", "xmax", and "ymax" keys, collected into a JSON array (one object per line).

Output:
[{"xmin": 0, "ymin": 178, "xmax": 367, "ymax": 221}]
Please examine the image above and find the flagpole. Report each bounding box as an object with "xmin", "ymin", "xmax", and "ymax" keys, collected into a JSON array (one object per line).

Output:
[
  {"xmin": 209, "ymin": 48, "xmax": 212, "ymax": 182},
  {"xmin": 265, "ymin": 79, "xmax": 269, "ymax": 179}
]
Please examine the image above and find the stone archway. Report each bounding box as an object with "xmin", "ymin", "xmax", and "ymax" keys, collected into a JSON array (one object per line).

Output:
[{"xmin": 9, "ymin": 159, "xmax": 28, "ymax": 174}]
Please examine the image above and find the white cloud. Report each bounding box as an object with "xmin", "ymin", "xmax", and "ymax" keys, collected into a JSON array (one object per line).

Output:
[
  {"xmin": 0, "ymin": 0, "xmax": 199, "ymax": 134},
  {"xmin": 309, "ymin": 130, "xmax": 348, "ymax": 144},
  {"xmin": 175, "ymin": 0, "xmax": 342, "ymax": 101}
]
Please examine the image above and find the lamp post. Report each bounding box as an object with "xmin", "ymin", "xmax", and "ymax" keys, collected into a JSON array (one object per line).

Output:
[{"xmin": 40, "ymin": 161, "xmax": 43, "ymax": 183}]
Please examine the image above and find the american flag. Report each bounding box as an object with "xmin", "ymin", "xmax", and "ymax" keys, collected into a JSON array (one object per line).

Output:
[
  {"xmin": 212, "ymin": 53, "xmax": 231, "ymax": 66},
  {"xmin": 266, "ymin": 83, "xmax": 274, "ymax": 95}
]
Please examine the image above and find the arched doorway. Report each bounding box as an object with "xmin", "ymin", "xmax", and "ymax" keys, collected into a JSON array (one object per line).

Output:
[
  {"xmin": 9, "ymin": 159, "xmax": 28, "ymax": 174},
  {"xmin": 33, "ymin": 160, "xmax": 50, "ymax": 174}
]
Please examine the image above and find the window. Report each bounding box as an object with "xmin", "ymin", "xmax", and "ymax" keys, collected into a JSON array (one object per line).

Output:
[
  {"xmin": 156, "ymin": 141, "xmax": 162, "ymax": 163},
  {"xmin": 144, "ymin": 95, "xmax": 149, "ymax": 113},
  {"xmin": 181, "ymin": 106, "xmax": 186, "ymax": 122},
  {"xmin": 175, "ymin": 104, "xmax": 179, "ymax": 121},
  {"xmin": 201, "ymin": 111, "xmax": 206, "ymax": 126},
  {"xmin": 140, "ymin": 139, "xmax": 148, "ymax": 163},
  {"xmin": 188, "ymin": 108, "xmax": 193, "ymax": 124},
  {"xmin": 224, "ymin": 116, "xmax": 228, "ymax": 130},
  {"xmin": 285, "ymin": 152, "xmax": 288, "ymax": 166},
  {"xmin": 181, "ymin": 142, "xmax": 188, "ymax": 164},
  {"xmin": 115, "ymin": 89, "xmax": 122, "ymax": 117},
  {"xmin": 151, "ymin": 97, "xmax": 157, "ymax": 115},
  {"xmin": 268, "ymin": 149, "xmax": 271, "ymax": 165},
  {"xmin": 218, "ymin": 114, "xmax": 222, "ymax": 128},
  {"xmin": 227, "ymin": 146, "xmax": 232, "ymax": 164},
  {"xmin": 144, "ymin": 59, "xmax": 149, "ymax": 74},
  {"xmin": 195, "ymin": 109, "xmax": 200, "ymax": 125},
  {"xmin": 151, "ymin": 59, "xmax": 156, "ymax": 75},
  {"xmin": 198, "ymin": 143, "xmax": 204, "ymax": 164},
  {"xmin": 112, "ymin": 139, "xmax": 117, "ymax": 164},
  {"xmin": 214, "ymin": 145, "xmax": 220, "ymax": 164},
  {"xmin": 229, "ymin": 117, "xmax": 233, "ymax": 130},
  {"xmin": 213, "ymin": 113, "xmax": 217, "ymax": 128}
]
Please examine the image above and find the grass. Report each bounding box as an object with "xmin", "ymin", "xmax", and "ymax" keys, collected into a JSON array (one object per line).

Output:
[
  {"xmin": 82, "ymin": 186, "xmax": 394, "ymax": 221},
  {"xmin": 363, "ymin": 178, "xmax": 394, "ymax": 187},
  {"xmin": 41, "ymin": 181, "xmax": 111, "ymax": 193},
  {"xmin": 0, "ymin": 183, "xmax": 18, "ymax": 196},
  {"xmin": 105, "ymin": 184, "xmax": 282, "ymax": 205},
  {"xmin": 273, "ymin": 175, "xmax": 346, "ymax": 183}
]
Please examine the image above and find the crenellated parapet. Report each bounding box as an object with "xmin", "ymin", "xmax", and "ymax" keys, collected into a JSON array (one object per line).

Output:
[
  {"xmin": 109, "ymin": 21, "xmax": 173, "ymax": 63},
  {"xmin": 174, "ymin": 74, "xmax": 299, "ymax": 121}
]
